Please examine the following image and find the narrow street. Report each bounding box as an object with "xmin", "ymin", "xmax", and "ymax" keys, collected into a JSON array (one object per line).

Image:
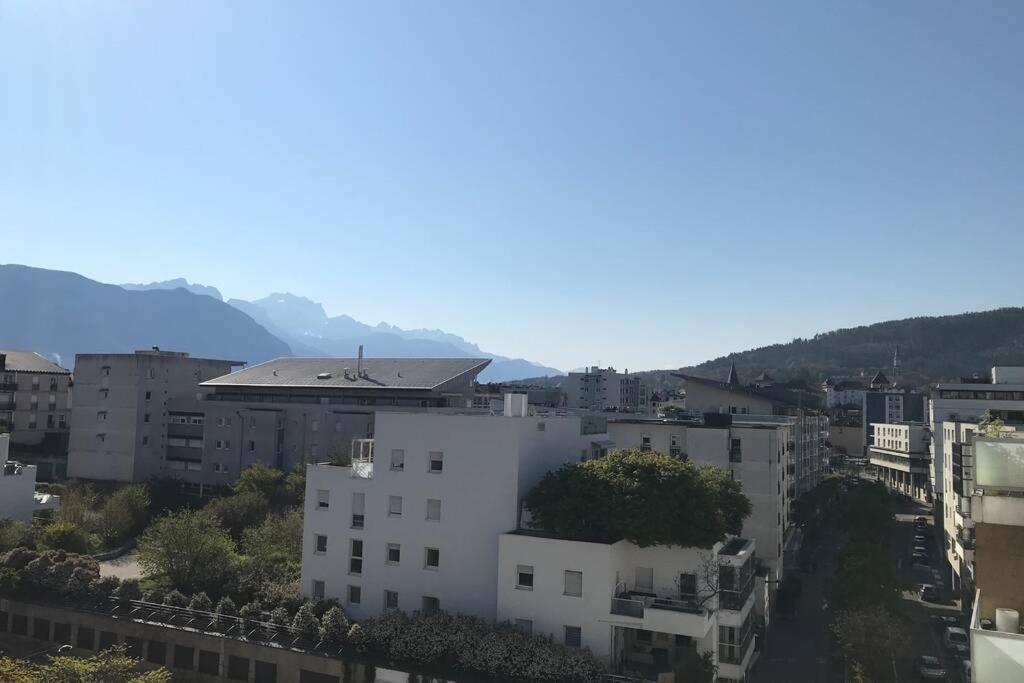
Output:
[{"xmin": 753, "ymin": 479, "xmax": 971, "ymax": 683}]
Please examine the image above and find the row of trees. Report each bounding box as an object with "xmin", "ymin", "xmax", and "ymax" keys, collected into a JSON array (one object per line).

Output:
[
  {"xmin": 0, "ymin": 646, "xmax": 170, "ymax": 682},
  {"xmin": 524, "ymin": 449, "xmax": 751, "ymax": 548}
]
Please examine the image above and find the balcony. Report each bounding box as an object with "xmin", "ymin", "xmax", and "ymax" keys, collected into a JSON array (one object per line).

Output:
[
  {"xmin": 0, "ymin": 381, "xmax": 18, "ymax": 391},
  {"xmin": 609, "ymin": 590, "xmax": 713, "ymax": 638},
  {"xmin": 350, "ymin": 438, "xmax": 374, "ymax": 478}
]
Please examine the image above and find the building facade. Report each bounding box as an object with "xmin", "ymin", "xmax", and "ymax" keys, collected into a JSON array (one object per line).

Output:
[
  {"xmin": 861, "ymin": 387, "xmax": 927, "ymax": 460},
  {"xmin": 563, "ymin": 367, "xmax": 651, "ymax": 413},
  {"xmin": 867, "ymin": 422, "xmax": 931, "ymax": 502},
  {"xmin": 0, "ymin": 350, "xmax": 73, "ymax": 480},
  {"xmin": 0, "ymin": 434, "xmax": 60, "ymax": 521},
  {"xmin": 67, "ymin": 350, "xmax": 241, "ymax": 482},
  {"xmin": 823, "ymin": 379, "xmax": 866, "ymax": 409},
  {"xmin": 608, "ymin": 416, "xmax": 792, "ymax": 583}
]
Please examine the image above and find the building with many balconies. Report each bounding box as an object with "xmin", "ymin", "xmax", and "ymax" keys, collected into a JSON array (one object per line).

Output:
[{"xmin": 0, "ymin": 350, "xmax": 72, "ymax": 480}]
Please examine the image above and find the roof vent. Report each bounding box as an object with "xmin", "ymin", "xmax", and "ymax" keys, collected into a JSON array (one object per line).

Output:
[{"xmin": 316, "ymin": 372, "xmax": 332, "ymax": 380}]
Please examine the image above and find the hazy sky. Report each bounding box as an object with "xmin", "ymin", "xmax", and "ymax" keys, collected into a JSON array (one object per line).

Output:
[{"xmin": 2, "ymin": 2, "xmax": 1022, "ymax": 372}]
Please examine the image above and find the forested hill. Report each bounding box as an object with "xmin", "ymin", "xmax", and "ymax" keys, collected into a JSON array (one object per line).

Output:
[{"xmin": 681, "ymin": 307, "xmax": 1024, "ymax": 389}]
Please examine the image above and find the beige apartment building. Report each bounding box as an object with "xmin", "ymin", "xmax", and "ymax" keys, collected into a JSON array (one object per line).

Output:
[{"xmin": 0, "ymin": 350, "xmax": 73, "ymax": 480}]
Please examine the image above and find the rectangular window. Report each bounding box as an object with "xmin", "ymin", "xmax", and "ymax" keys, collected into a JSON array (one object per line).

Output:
[
  {"xmin": 254, "ymin": 661, "xmax": 276, "ymax": 683},
  {"xmin": 312, "ymin": 580, "xmax": 325, "ymax": 601},
  {"xmin": 426, "ymin": 498, "xmax": 441, "ymax": 521},
  {"xmin": 77, "ymin": 626, "xmax": 96, "ymax": 650},
  {"xmin": 174, "ymin": 645, "xmax": 194, "ymax": 670},
  {"xmin": 516, "ymin": 564, "xmax": 534, "ymax": 590},
  {"xmin": 351, "ymin": 492, "xmax": 365, "ymax": 529},
  {"xmin": 388, "ymin": 495, "xmax": 403, "ymax": 516},
  {"xmin": 422, "ymin": 595, "xmax": 440, "ymax": 613},
  {"xmin": 564, "ymin": 625, "xmax": 582, "ymax": 648},
  {"xmin": 384, "ymin": 590, "xmax": 399, "ymax": 610},
  {"xmin": 348, "ymin": 585, "xmax": 361, "ymax": 605},
  {"xmin": 730, "ymin": 438, "xmax": 742, "ymax": 463},
  {"xmin": 641, "ymin": 435, "xmax": 652, "ymax": 452},
  {"xmin": 424, "ymin": 547, "xmax": 440, "ymax": 569},
  {"xmin": 142, "ymin": 436, "xmax": 149, "ymax": 446},
  {"xmin": 564, "ymin": 570, "xmax": 583, "ymax": 597},
  {"xmin": 350, "ymin": 539, "xmax": 363, "ymax": 575},
  {"xmin": 147, "ymin": 640, "xmax": 167, "ymax": 665},
  {"xmin": 679, "ymin": 572, "xmax": 697, "ymax": 599},
  {"xmin": 428, "ymin": 450, "xmax": 444, "ymax": 473},
  {"xmin": 198, "ymin": 650, "xmax": 220, "ymax": 675},
  {"xmin": 311, "ymin": 420, "xmax": 319, "ymax": 432},
  {"xmin": 515, "ymin": 619, "xmax": 533, "ymax": 635},
  {"xmin": 390, "ymin": 449, "xmax": 405, "ymax": 470},
  {"xmin": 635, "ymin": 566, "xmax": 654, "ymax": 592},
  {"xmin": 315, "ymin": 534, "xmax": 328, "ymax": 554},
  {"xmin": 317, "ymin": 489, "xmax": 330, "ymax": 510},
  {"xmin": 227, "ymin": 655, "xmax": 250, "ymax": 682},
  {"xmin": 386, "ymin": 543, "xmax": 401, "ymax": 564}
]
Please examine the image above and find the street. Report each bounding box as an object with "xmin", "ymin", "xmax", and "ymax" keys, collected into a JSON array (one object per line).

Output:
[{"xmin": 753, "ymin": 480, "xmax": 971, "ymax": 682}]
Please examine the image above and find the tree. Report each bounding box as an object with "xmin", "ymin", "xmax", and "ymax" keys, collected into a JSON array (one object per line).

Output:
[
  {"xmin": 205, "ymin": 492, "xmax": 270, "ymax": 539},
  {"xmin": 0, "ymin": 646, "xmax": 171, "ymax": 682},
  {"xmin": 188, "ymin": 591, "xmax": 213, "ymax": 612},
  {"xmin": 136, "ymin": 509, "xmax": 237, "ymax": 594},
  {"xmin": 292, "ymin": 602, "xmax": 321, "ymax": 641},
  {"xmin": 525, "ymin": 449, "xmax": 751, "ymax": 547},
  {"xmin": 980, "ymin": 410, "xmax": 1006, "ymax": 438},
  {"xmin": 269, "ymin": 605, "xmax": 290, "ymax": 626},
  {"xmin": 320, "ymin": 606, "xmax": 349, "ymax": 647},
  {"xmin": 832, "ymin": 605, "xmax": 910, "ymax": 683},
  {"xmin": 240, "ymin": 509, "xmax": 303, "ymax": 588},
  {"xmin": 98, "ymin": 485, "xmax": 151, "ymax": 547},
  {"xmin": 672, "ymin": 648, "xmax": 716, "ymax": 683},
  {"xmin": 239, "ymin": 600, "xmax": 262, "ymax": 626},
  {"xmin": 232, "ymin": 464, "xmax": 284, "ymax": 500},
  {"xmin": 113, "ymin": 578, "xmax": 142, "ymax": 602},
  {"xmin": 162, "ymin": 589, "xmax": 188, "ymax": 607},
  {"xmin": 39, "ymin": 521, "xmax": 96, "ymax": 555},
  {"xmin": 216, "ymin": 596, "xmax": 238, "ymax": 617}
]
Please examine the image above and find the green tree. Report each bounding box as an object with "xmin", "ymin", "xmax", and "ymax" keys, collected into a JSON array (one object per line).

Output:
[
  {"xmin": 0, "ymin": 519, "xmax": 37, "ymax": 552},
  {"xmin": 320, "ymin": 606, "xmax": 349, "ymax": 647},
  {"xmin": 672, "ymin": 648, "xmax": 716, "ymax": 683},
  {"xmin": 97, "ymin": 485, "xmax": 151, "ymax": 547},
  {"xmin": 240, "ymin": 509, "xmax": 303, "ymax": 587},
  {"xmin": 136, "ymin": 509, "xmax": 237, "ymax": 594},
  {"xmin": 979, "ymin": 410, "xmax": 1006, "ymax": 438},
  {"xmin": 832, "ymin": 605, "xmax": 910, "ymax": 683},
  {"xmin": 0, "ymin": 646, "xmax": 171, "ymax": 682},
  {"xmin": 525, "ymin": 449, "xmax": 751, "ymax": 547},
  {"xmin": 232, "ymin": 463, "xmax": 284, "ymax": 500},
  {"xmin": 292, "ymin": 602, "xmax": 320, "ymax": 640},
  {"xmin": 39, "ymin": 521, "xmax": 97, "ymax": 555},
  {"xmin": 188, "ymin": 591, "xmax": 213, "ymax": 612},
  {"xmin": 205, "ymin": 492, "xmax": 270, "ymax": 538},
  {"xmin": 162, "ymin": 589, "xmax": 188, "ymax": 607}
]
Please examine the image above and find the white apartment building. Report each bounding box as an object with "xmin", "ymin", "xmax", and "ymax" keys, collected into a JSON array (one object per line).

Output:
[
  {"xmin": 68, "ymin": 350, "xmax": 241, "ymax": 482},
  {"xmin": 496, "ymin": 533, "xmax": 758, "ymax": 682},
  {"xmin": 0, "ymin": 434, "xmax": 59, "ymax": 522},
  {"xmin": 967, "ymin": 435, "xmax": 1024, "ymax": 683},
  {"xmin": 609, "ymin": 416, "xmax": 792, "ymax": 583},
  {"xmin": 868, "ymin": 422, "xmax": 931, "ymax": 502},
  {"xmin": 563, "ymin": 367, "xmax": 651, "ymax": 413},
  {"xmin": 823, "ymin": 379, "xmax": 866, "ymax": 409},
  {"xmin": 929, "ymin": 367, "xmax": 1024, "ymax": 509},
  {"xmin": 300, "ymin": 397, "xmax": 611, "ymax": 622}
]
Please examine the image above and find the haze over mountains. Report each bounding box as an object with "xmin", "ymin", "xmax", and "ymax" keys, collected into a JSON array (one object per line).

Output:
[{"xmin": 2, "ymin": 267, "xmax": 560, "ymax": 381}]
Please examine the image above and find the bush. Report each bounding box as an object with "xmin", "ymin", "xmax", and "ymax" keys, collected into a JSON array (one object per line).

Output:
[
  {"xmin": 206, "ymin": 492, "xmax": 270, "ymax": 539},
  {"xmin": 2, "ymin": 547, "xmax": 39, "ymax": 571},
  {"xmin": 319, "ymin": 606, "xmax": 348, "ymax": 647},
  {"xmin": 270, "ymin": 606, "xmax": 290, "ymax": 626},
  {"xmin": 163, "ymin": 589, "xmax": 189, "ymax": 607},
  {"xmin": 114, "ymin": 578, "xmax": 142, "ymax": 601},
  {"xmin": 93, "ymin": 576, "xmax": 121, "ymax": 601},
  {"xmin": 292, "ymin": 602, "xmax": 320, "ymax": 641},
  {"xmin": 38, "ymin": 521, "xmax": 97, "ymax": 555},
  {"xmin": 188, "ymin": 591, "xmax": 213, "ymax": 612},
  {"xmin": 98, "ymin": 485, "xmax": 151, "ymax": 547},
  {"xmin": 137, "ymin": 509, "xmax": 237, "ymax": 595},
  {"xmin": 239, "ymin": 601, "xmax": 262, "ymax": 625},
  {"xmin": 0, "ymin": 521, "xmax": 37, "ymax": 552},
  {"xmin": 216, "ymin": 596, "xmax": 237, "ymax": 617}
]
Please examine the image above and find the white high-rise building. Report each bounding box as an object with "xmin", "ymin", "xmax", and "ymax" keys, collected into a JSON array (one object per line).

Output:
[{"xmin": 562, "ymin": 367, "xmax": 650, "ymax": 413}]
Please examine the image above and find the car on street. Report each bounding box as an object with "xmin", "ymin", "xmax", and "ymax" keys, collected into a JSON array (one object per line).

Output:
[
  {"xmin": 914, "ymin": 545, "xmax": 931, "ymax": 555},
  {"xmin": 944, "ymin": 626, "xmax": 969, "ymax": 655},
  {"xmin": 915, "ymin": 655, "xmax": 947, "ymax": 679},
  {"xmin": 931, "ymin": 614, "xmax": 959, "ymax": 627},
  {"xmin": 914, "ymin": 534, "xmax": 928, "ymax": 543},
  {"xmin": 920, "ymin": 585, "xmax": 940, "ymax": 602},
  {"xmin": 912, "ymin": 560, "xmax": 931, "ymax": 571},
  {"xmin": 915, "ymin": 516, "xmax": 929, "ymax": 524},
  {"xmin": 913, "ymin": 552, "xmax": 930, "ymax": 563}
]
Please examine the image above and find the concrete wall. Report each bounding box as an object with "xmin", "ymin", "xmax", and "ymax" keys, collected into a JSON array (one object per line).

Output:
[{"xmin": 0, "ymin": 434, "xmax": 39, "ymax": 522}]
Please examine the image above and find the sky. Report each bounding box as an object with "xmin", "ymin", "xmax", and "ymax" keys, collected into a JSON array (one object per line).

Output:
[{"xmin": 2, "ymin": 2, "xmax": 1023, "ymax": 372}]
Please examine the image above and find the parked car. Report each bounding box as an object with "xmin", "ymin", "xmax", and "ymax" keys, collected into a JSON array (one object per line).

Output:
[
  {"xmin": 912, "ymin": 561, "xmax": 931, "ymax": 571},
  {"xmin": 914, "ymin": 545, "xmax": 931, "ymax": 555},
  {"xmin": 915, "ymin": 655, "xmax": 947, "ymax": 679},
  {"xmin": 915, "ymin": 516, "xmax": 929, "ymax": 524},
  {"xmin": 920, "ymin": 585, "xmax": 940, "ymax": 603},
  {"xmin": 944, "ymin": 626, "xmax": 969, "ymax": 655},
  {"xmin": 960, "ymin": 657, "xmax": 972, "ymax": 679},
  {"xmin": 913, "ymin": 552, "xmax": 931, "ymax": 564},
  {"xmin": 914, "ymin": 534, "xmax": 928, "ymax": 544}
]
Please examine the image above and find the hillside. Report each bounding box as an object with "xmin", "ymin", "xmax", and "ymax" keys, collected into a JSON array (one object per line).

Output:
[{"xmin": 0, "ymin": 265, "xmax": 292, "ymax": 367}]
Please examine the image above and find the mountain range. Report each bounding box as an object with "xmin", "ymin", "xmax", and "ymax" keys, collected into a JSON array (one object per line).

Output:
[{"xmin": 3, "ymin": 266, "xmax": 560, "ymax": 381}]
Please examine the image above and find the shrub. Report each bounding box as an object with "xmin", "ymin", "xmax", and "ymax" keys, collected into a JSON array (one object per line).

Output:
[
  {"xmin": 205, "ymin": 492, "xmax": 270, "ymax": 539},
  {"xmin": 136, "ymin": 509, "xmax": 237, "ymax": 595},
  {"xmin": 239, "ymin": 601, "xmax": 262, "ymax": 623},
  {"xmin": 216, "ymin": 596, "xmax": 237, "ymax": 617},
  {"xmin": 319, "ymin": 606, "xmax": 348, "ymax": 647},
  {"xmin": 269, "ymin": 606, "xmax": 290, "ymax": 626},
  {"xmin": 98, "ymin": 485, "xmax": 151, "ymax": 547},
  {"xmin": 141, "ymin": 589, "xmax": 165, "ymax": 604},
  {"xmin": 292, "ymin": 602, "xmax": 320, "ymax": 641},
  {"xmin": 0, "ymin": 521, "xmax": 37, "ymax": 552},
  {"xmin": 188, "ymin": 591, "xmax": 213, "ymax": 612},
  {"xmin": 0, "ymin": 568, "xmax": 21, "ymax": 595},
  {"xmin": 38, "ymin": 521, "xmax": 97, "ymax": 555},
  {"xmin": 2, "ymin": 547, "xmax": 39, "ymax": 571},
  {"xmin": 163, "ymin": 589, "xmax": 189, "ymax": 607},
  {"xmin": 93, "ymin": 576, "xmax": 121, "ymax": 601},
  {"xmin": 115, "ymin": 578, "xmax": 143, "ymax": 601}
]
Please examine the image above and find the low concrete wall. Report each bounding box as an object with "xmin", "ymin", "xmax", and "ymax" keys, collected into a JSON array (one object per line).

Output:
[{"xmin": 0, "ymin": 598, "xmax": 450, "ymax": 683}]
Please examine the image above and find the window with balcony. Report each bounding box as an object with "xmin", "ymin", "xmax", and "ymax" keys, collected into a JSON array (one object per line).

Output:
[
  {"xmin": 516, "ymin": 565, "xmax": 534, "ymax": 590},
  {"xmin": 563, "ymin": 570, "xmax": 582, "ymax": 597}
]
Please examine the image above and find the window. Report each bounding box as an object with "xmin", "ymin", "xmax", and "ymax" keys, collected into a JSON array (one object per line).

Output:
[
  {"xmin": 317, "ymin": 489, "xmax": 330, "ymax": 510},
  {"xmin": 31, "ymin": 376, "xmax": 39, "ymax": 388},
  {"xmin": 174, "ymin": 645, "xmax": 194, "ymax": 670},
  {"xmin": 49, "ymin": 377, "xmax": 58, "ymax": 390},
  {"xmin": 311, "ymin": 420, "xmax": 319, "ymax": 432},
  {"xmin": 679, "ymin": 572, "xmax": 697, "ymax": 600},
  {"xmin": 515, "ymin": 619, "xmax": 533, "ymax": 635},
  {"xmin": 97, "ymin": 411, "xmax": 107, "ymax": 421},
  {"xmin": 635, "ymin": 566, "xmax": 654, "ymax": 592},
  {"xmin": 428, "ymin": 450, "xmax": 444, "ymax": 473},
  {"xmin": 388, "ymin": 495, "xmax": 403, "ymax": 517},
  {"xmin": 147, "ymin": 640, "xmax": 167, "ymax": 665},
  {"xmin": 250, "ymin": 417, "xmax": 256, "ymax": 429},
  {"xmin": 190, "ymin": 415, "xmax": 203, "ymax": 425},
  {"xmin": 390, "ymin": 449, "xmax": 405, "ymax": 470},
  {"xmin": 224, "ymin": 440, "xmax": 231, "ymax": 450},
  {"xmin": 315, "ymin": 534, "xmax": 328, "ymax": 554},
  {"xmin": 347, "ymin": 585, "xmax": 361, "ymax": 605},
  {"xmin": 424, "ymin": 547, "xmax": 439, "ymax": 569},
  {"xmin": 351, "ymin": 492, "xmax": 365, "ymax": 529},
  {"xmin": 77, "ymin": 626, "xmax": 96, "ymax": 650},
  {"xmin": 312, "ymin": 580, "xmax": 325, "ymax": 600},
  {"xmin": 142, "ymin": 436, "xmax": 149, "ymax": 446},
  {"xmin": 537, "ymin": 421, "xmax": 546, "ymax": 432},
  {"xmin": 144, "ymin": 413, "xmax": 151, "ymax": 423},
  {"xmin": 426, "ymin": 498, "xmax": 441, "ymax": 521},
  {"xmin": 215, "ymin": 440, "xmax": 224, "ymax": 449},
  {"xmin": 217, "ymin": 417, "xmax": 225, "ymax": 427},
  {"xmin": 145, "ymin": 391, "xmax": 151, "ymax": 401},
  {"xmin": 102, "ymin": 366, "xmax": 110, "ymax": 376},
  {"xmin": 730, "ymin": 438, "xmax": 742, "ymax": 463},
  {"xmin": 349, "ymin": 539, "xmax": 363, "ymax": 575},
  {"xmin": 422, "ymin": 595, "xmax": 440, "ymax": 613},
  {"xmin": 386, "ymin": 543, "xmax": 401, "ymax": 564},
  {"xmin": 254, "ymin": 661, "xmax": 276, "ymax": 683},
  {"xmin": 563, "ymin": 570, "xmax": 582, "ymax": 597},
  {"xmin": 384, "ymin": 590, "xmax": 399, "ymax": 610},
  {"xmin": 227, "ymin": 656, "xmax": 250, "ymax": 682},
  {"xmin": 198, "ymin": 650, "xmax": 220, "ymax": 675},
  {"xmin": 641, "ymin": 435, "xmax": 652, "ymax": 452},
  {"xmin": 564, "ymin": 626, "xmax": 582, "ymax": 648},
  {"xmin": 516, "ymin": 565, "xmax": 534, "ymax": 590}
]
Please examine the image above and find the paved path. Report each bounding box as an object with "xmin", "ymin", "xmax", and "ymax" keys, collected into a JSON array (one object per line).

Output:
[{"xmin": 99, "ymin": 550, "xmax": 141, "ymax": 580}]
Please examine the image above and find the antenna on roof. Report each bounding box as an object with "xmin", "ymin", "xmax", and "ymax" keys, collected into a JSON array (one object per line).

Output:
[{"xmin": 357, "ymin": 345, "xmax": 364, "ymax": 376}]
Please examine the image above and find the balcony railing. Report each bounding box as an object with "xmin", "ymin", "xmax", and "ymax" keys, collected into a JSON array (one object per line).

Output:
[
  {"xmin": 720, "ymin": 576, "xmax": 755, "ymax": 612},
  {"xmin": 610, "ymin": 591, "xmax": 706, "ymax": 618},
  {"xmin": 0, "ymin": 382, "xmax": 18, "ymax": 391}
]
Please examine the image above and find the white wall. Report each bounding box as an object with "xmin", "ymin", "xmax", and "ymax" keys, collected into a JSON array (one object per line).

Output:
[
  {"xmin": 972, "ymin": 628, "xmax": 1024, "ymax": 683},
  {"xmin": 0, "ymin": 435, "xmax": 39, "ymax": 522}
]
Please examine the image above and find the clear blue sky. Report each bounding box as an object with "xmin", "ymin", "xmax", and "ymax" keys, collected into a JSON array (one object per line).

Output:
[{"xmin": 2, "ymin": 2, "xmax": 1022, "ymax": 372}]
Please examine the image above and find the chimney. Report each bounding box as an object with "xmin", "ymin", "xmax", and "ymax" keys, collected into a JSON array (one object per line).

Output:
[
  {"xmin": 504, "ymin": 393, "xmax": 528, "ymax": 418},
  {"xmin": 357, "ymin": 345, "xmax": 364, "ymax": 375}
]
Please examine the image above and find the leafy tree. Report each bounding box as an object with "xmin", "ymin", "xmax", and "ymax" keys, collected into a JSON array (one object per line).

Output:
[
  {"xmin": 0, "ymin": 519, "xmax": 37, "ymax": 552},
  {"xmin": 269, "ymin": 605, "xmax": 290, "ymax": 626},
  {"xmin": 672, "ymin": 648, "xmax": 716, "ymax": 683},
  {"xmin": 188, "ymin": 591, "xmax": 213, "ymax": 612},
  {"xmin": 292, "ymin": 602, "xmax": 320, "ymax": 640},
  {"xmin": 39, "ymin": 521, "xmax": 97, "ymax": 555},
  {"xmin": 205, "ymin": 492, "xmax": 270, "ymax": 539},
  {"xmin": 239, "ymin": 509, "xmax": 303, "ymax": 588},
  {"xmin": 162, "ymin": 589, "xmax": 188, "ymax": 607},
  {"xmin": 113, "ymin": 578, "xmax": 142, "ymax": 602},
  {"xmin": 0, "ymin": 645, "xmax": 171, "ymax": 682},
  {"xmin": 136, "ymin": 509, "xmax": 237, "ymax": 594},
  {"xmin": 97, "ymin": 485, "xmax": 151, "ymax": 547},
  {"xmin": 832, "ymin": 605, "xmax": 910, "ymax": 683},
  {"xmin": 980, "ymin": 410, "xmax": 1006, "ymax": 438},
  {"xmin": 233, "ymin": 464, "xmax": 284, "ymax": 500},
  {"xmin": 216, "ymin": 595, "xmax": 238, "ymax": 617},
  {"xmin": 525, "ymin": 449, "xmax": 751, "ymax": 547},
  {"xmin": 239, "ymin": 600, "xmax": 262, "ymax": 625},
  {"xmin": 319, "ymin": 606, "xmax": 349, "ymax": 647}
]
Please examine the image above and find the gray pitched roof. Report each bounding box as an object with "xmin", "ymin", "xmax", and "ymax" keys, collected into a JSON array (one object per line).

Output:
[
  {"xmin": 201, "ymin": 357, "xmax": 491, "ymax": 390},
  {"xmin": 0, "ymin": 350, "xmax": 70, "ymax": 374}
]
